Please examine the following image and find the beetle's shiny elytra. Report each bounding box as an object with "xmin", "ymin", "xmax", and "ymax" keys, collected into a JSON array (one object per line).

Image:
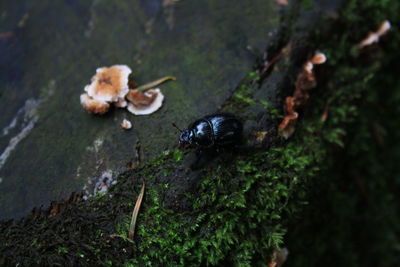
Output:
[{"xmin": 178, "ymin": 113, "xmax": 243, "ymax": 149}]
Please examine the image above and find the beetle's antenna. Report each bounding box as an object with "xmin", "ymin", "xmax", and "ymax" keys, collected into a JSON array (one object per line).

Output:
[{"xmin": 172, "ymin": 123, "xmax": 182, "ymax": 132}]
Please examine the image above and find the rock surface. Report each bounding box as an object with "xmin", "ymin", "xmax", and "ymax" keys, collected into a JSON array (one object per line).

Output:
[{"xmin": 0, "ymin": 0, "xmax": 279, "ymax": 219}]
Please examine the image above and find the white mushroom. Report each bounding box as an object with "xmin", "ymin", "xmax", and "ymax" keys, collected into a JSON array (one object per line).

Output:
[
  {"xmin": 84, "ymin": 65, "xmax": 131, "ymax": 103},
  {"xmin": 80, "ymin": 65, "xmax": 172, "ymax": 116},
  {"xmin": 126, "ymin": 88, "xmax": 164, "ymax": 115},
  {"xmin": 114, "ymin": 97, "xmax": 128, "ymax": 108},
  {"xmin": 80, "ymin": 93, "xmax": 110, "ymax": 115}
]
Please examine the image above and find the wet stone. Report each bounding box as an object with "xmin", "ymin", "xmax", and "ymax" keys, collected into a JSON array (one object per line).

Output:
[{"xmin": 0, "ymin": 0, "xmax": 280, "ymax": 219}]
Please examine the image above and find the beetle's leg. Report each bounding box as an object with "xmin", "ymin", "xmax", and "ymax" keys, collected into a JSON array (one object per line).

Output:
[
  {"xmin": 195, "ymin": 148, "xmax": 203, "ymax": 157},
  {"xmin": 190, "ymin": 149, "xmax": 204, "ymax": 170}
]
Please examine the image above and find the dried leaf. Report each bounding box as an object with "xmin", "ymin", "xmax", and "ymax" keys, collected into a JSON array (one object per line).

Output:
[{"xmin": 268, "ymin": 248, "xmax": 289, "ymax": 267}]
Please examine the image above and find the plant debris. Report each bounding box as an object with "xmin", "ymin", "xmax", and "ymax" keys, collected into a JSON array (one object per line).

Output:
[
  {"xmin": 29, "ymin": 192, "xmax": 84, "ymax": 219},
  {"xmin": 260, "ymin": 42, "xmax": 292, "ymax": 79},
  {"xmin": 134, "ymin": 76, "xmax": 176, "ymax": 92},
  {"xmin": 129, "ymin": 181, "xmax": 145, "ymax": 240},
  {"xmin": 267, "ymin": 248, "xmax": 289, "ymax": 267},
  {"xmin": 358, "ymin": 20, "xmax": 391, "ymax": 49}
]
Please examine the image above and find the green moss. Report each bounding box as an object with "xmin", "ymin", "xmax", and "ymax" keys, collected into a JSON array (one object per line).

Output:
[
  {"xmin": 284, "ymin": 0, "xmax": 400, "ymax": 265},
  {"xmin": 223, "ymin": 72, "xmax": 260, "ymax": 112},
  {"xmin": 173, "ymin": 150, "xmax": 184, "ymax": 162},
  {"xmin": 56, "ymin": 247, "xmax": 69, "ymax": 254},
  {"xmin": 300, "ymin": 0, "xmax": 314, "ymax": 10}
]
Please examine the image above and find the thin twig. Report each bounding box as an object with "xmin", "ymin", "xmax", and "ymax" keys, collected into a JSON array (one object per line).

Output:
[
  {"xmin": 128, "ymin": 181, "xmax": 145, "ymax": 240},
  {"xmin": 135, "ymin": 76, "xmax": 176, "ymax": 92}
]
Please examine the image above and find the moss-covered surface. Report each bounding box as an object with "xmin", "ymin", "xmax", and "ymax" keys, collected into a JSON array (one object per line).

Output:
[
  {"xmin": 1, "ymin": 0, "xmax": 399, "ymax": 266},
  {"xmin": 286, "ymin": 1, "xmax": 400, "ymax": 265},
  {"xmin": 0, "ymin": 0, "xmax": 278, "ymax": 219}
]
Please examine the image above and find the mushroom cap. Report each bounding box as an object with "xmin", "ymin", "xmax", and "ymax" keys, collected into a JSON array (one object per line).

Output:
[
  {"xmin": 127, "ymin": 88, "xmax": 164, "ymax": 115},
  {"xmin": 126, "ymin": 89, "xmax": 158, "ymax": 107},
  {"xmin": 84, "ymin": 65, "xmax": 131, "ymax": 103},
  {"xmin": 80, "ymin": 93, "xmax": 110, "ymax": 114},
  {"xmin": 310, "ymin": 52, "xmax": 327, "ymax": 65}
]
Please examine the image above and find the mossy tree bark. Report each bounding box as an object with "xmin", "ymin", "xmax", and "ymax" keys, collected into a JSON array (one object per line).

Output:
[{"xmin": 1, "ymin": 0, "xmax": 399, "ymax": 266}]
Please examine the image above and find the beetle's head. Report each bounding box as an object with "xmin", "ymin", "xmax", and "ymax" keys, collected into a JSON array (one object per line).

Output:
[
  {"xmin": 172, "ymin": 123, "xmax": 191, "ymax": 150},
  {"xmin": 178, "ymin": 129, "xmax": 192, "ymax": 150}
]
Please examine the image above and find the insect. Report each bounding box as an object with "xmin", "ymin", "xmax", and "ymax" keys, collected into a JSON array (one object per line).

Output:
[{"xmin": 173, "ymin": 113, "xmax": 243, "ymax": 167}]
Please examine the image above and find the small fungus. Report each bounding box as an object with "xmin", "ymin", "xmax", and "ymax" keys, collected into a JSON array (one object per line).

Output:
[
  {"xmin": 80, "ymin": 93, "xmax": 110, "ymax": 115},
  {"xmin": 85, "ymin": 65, "xmax": 131, "ymax": 103},
  {"xmin": 120, "ymin": 119, "xmax": 132, "ymax": 130},
  {"xmin": 80, "ymin": 65, "xmax": 173, "ymax": 115},
  {"xmin": 80, "ymin": 65, "xmax": 131, "ymax": 114},
  {"xmin": 310, "ymin": 52, "xmax": 327, "ymax": 65},
  {"xmin": 279, "ymin": 52, "xmax": 326, "ymax": 139},
  {"xmin": 358, "ymin": 20, "xmax": 391, "ymax": 49},
  {"xmin": 275, "ymin": 0, "xmax": 288, "ymax": 6},
  {"xmin": 126, "ymin": 88, "xmax": 164, "ymax": 115}
]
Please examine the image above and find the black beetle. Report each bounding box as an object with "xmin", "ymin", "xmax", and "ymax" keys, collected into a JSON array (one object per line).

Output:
[{"xmin": 173, "ymin": 113, "xmax": 243, "ymax": 167}]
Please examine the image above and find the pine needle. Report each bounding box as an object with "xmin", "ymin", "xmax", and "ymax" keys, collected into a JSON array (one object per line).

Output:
[
  {"xmin": 135, "ymin": 76, "xmax": 176, "ymax": 92},
  {"xmin": 129, "ymin": 181, "xmax": 145, "ymax": 240}
]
